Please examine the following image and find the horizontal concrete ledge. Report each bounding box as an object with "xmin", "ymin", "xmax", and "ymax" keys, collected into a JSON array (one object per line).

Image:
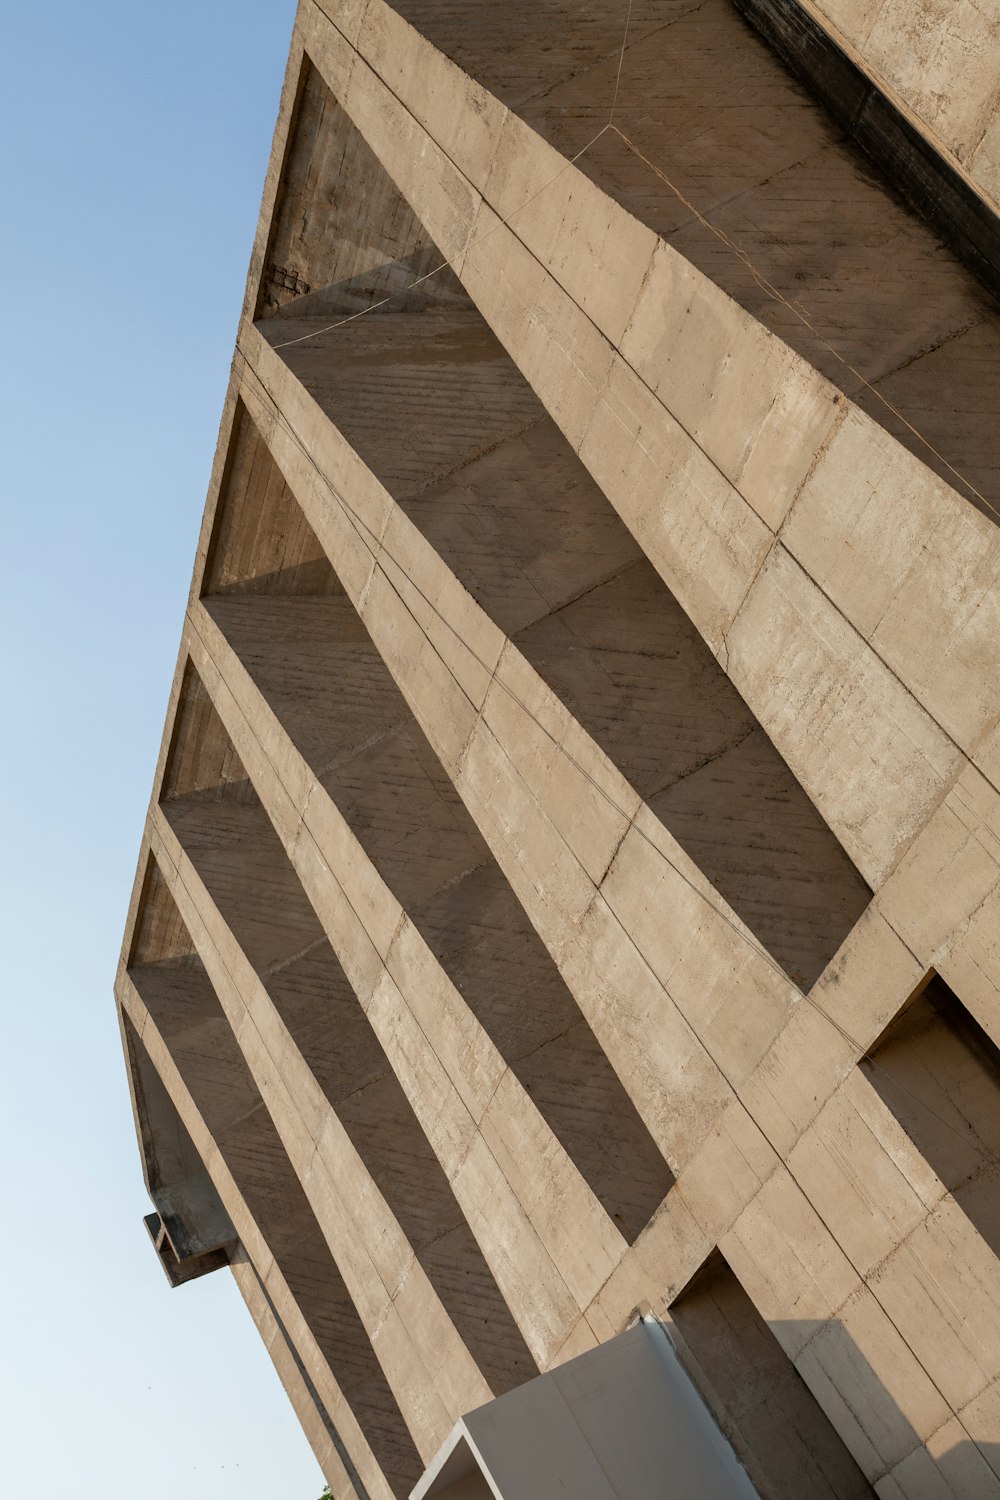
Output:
[
  {"xmin": 733, "ymin": 0, "xmax": 1000, "ymax": 302},
  {"xmin": 142, "ymin": 1210, "xmax": 235, "ymax": 1287}
]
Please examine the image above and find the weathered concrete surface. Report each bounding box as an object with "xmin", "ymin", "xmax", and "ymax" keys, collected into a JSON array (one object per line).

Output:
[
  {"xmin": 802, "ymin": 0, "xmax": 1000, "ymax": 219},
  {"xmin": 338, "ymin": 0, "xmax": 1000, "ymax": 518},
  {"xmin": 115, "ymin": 1, "xmax": 1000, "ymax": 1496},
  {"xmin": 261, "ymin": 310, "xmax": 871, "ymax": 991},
  {"xmin": 285, "ymin": 0, "xmax": 990, "ymax": 894}
]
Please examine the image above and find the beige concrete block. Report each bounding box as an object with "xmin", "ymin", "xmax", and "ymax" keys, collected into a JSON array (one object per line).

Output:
[
  {"xmin": 483, "ymin": 647, "xmax": 637, "ymax": 887},
  {"xmin": 459, "ymin": 198, "xmax": 550, "ymax": 350},
  {"xmin": 597, "ymin": 1188, "xmax": 711, "ymax": 1328},
  {"xmin": 582, "ymin": 1301, "xmax": 618, "ymax": 1347},
  {"xmin": 546, "ymin": 178, "xmax": 658, "ymax": 349},
  {"xmin": 516, "ymin": 268, "xmax": 616, "ymax": 452},
  {"xmin": 480, "ymin": 1069, "xmax": 625, "ymax": 1311},
  {"xmin": 810, "ymin": 902, "xmax": 926, "ymax": 1050},
  {"xmin": 782, "ymin": 404, "xmax": 946, "ymax": 636},
  {"xmin": 391, "ymin": 1256, "xmax": 493, "ymax": 1415},
  {"xmin": 562, "ymin": 891, "xmax": 731, "ymax": 1171},
  {"xmin": 578, "ymin": 353, "xmax": 773, "ymax": 657},
  {"xmin": 480, "ymin": 108, "xmax": 660, "ymax": 345},
  {"xmin": 883, "ymin": 1438, "xmax": 966, "ymax": 1500},
  {"xmin": 619, "ymin": 241, "xmax": 743, "ymax": 420},
  {"xmin": 874, "ymin": 1471, "xmax": 909, "ymax": 1500},
  {"xmin": 601, "ymin": 809, "xmax": 795, "ymax": 1089},
  {"xmin": 384, "ymin": 916, "xmax": 507, "ymax": 1122},
  {"xmin": 301, "ymin": 785, "xmax": 404, "ymax": 961},
  {"xmin": 233, "ymin": 1005, "xmax": 328, "ymax": 1163},
  {"xmin": 287, "ymin": 821, "xmax": 386, "ymax": 1008},
  {"xmin": 548, "ymin": 1316, "xmax": 601, "ymax": 1371},
  {"xmin": 868, "ymin": 515, "xmax": 1000, "ymax": 757},
  {"xmin": 312, "ymin": 1112, "xmax": 414, "ymax": 1299},
  {"xmin": 836, "ymin": 1069, "xmax": 946, "ymax": 1211},
  {"xmin": 481, "ymin": 109, "xmax": 584, "ymax": 249},
  {"xmin": 787, "ymin": 1080, "xmax": 937, "ymax": 1278},
  {"xmin": 358, "ymin": 565, "xmax": 480, "ymax": 772},
  {"xmin": 421, "ymin": 562, "xmax": 506, "ymax": 713},
  {"xmin": 301, "ymin": 1152, "xmax": 394, "ymax": 1334},
  {"xmin": 936, "ymin": 937, "xmax": 1000, "ymax": 1052},
  {"xmin": 926, "ymin": 1413, "xmax": 1000, "ymax": 1498},
  {"xmin": 959, "ymin": 1375, "xmax": 1000, "ymax": 1456},
  {"xmin": 972, "ymin": 713, "xmax": 1000, "ymax": 797},
  {"xmin": 369, "ymin": 1298, "xmax": 453, "ymax": 1460},
  {"xmin": 722, "ymin": 1169, "xmax": 860, "ymax": 1353},
  {"xmin": 796, "ymin": 1285, "xmax": 953, "ymax": 1480},
  {"xmin": 677, "ymin": 1097, "xmax": 779, "ymax": 1241},
  {"xmin": 621, "ymin": 240, "xmax": 840, "ymax": 530},
  {"xmin": 867, "ymin": 0, "xmax": 1000, "ymax": 160},
  {"xmin": 305, "ymin": 0, "xmax": 370, "ymax": 50},
  {"xmin": 456, "ymin": 714, "xmax": 597, "ymax": 929},
  {"xmin": 469, "ymin": 776, "xmax": 581, "ymax": 957},
  {"xmin": 735, "ymin": 355, "xmax": 841, "ymax": 533},
  {"xmin": 811, "ymin": 0, "xmax": 881, "ymax": 45},
  {"xmin": 366, "ymin": 969, "xmax": 478, "ymax": 1171},
  {"xmin": 738, "ymin": 993, "xmax": 858, "ymax": 1159},
  {"xmin": 870, "ymin": 1196, "xmax": 1000, "ymax": 1413},
  {"xmin": 372, "ymin": 500, "xmax": 505, "ymax": 708},
  {"xmin": 971, "ymin": 111, "xmax": 1000, "ymax": 215},
  {"xmin": 787, "ymin": 402, "xmax": 1000, "ymax": 750},
  {"xmin": 299, "ymin": 0, "xmax": 362, "ymax": 98},
  {"xmin": 450, "ymin": 1131, "xmax": 580, "ymax": 1366},
  {"xmin": 727, "ymin": 544, "xmax": 960, "ymax": 886},
  {"xmin": 342, "ymin": 58, "xmax": 480, "ymax": 269},
  {"xmin": 879, "ymin": 771, "xmax": 1000, "ymax": 962},
  {"xmin": 356, "ymin": 0, "xmax": 508, "ymax": 186}
]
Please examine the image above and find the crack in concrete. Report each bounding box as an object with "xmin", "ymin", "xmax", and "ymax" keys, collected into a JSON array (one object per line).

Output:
[{"xmin": 646, "ymin": 722, "xmax": 759, "ymax": 804}]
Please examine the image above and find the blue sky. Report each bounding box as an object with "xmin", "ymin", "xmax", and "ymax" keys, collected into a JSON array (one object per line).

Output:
[{"xmin": 0, "ymin": 3, "xmax": 326, "ymax": 1495}]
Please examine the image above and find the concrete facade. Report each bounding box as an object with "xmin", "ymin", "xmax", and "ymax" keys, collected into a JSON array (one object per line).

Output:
[{"xmin": 117, "ymin": 2, "xmax": 1000, "ymax": 1496}]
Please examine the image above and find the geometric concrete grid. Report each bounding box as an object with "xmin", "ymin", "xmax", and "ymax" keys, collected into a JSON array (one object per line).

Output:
[{"xmin": 116, "ymin": 1, "xmax": 1000, "ymax": 1496}]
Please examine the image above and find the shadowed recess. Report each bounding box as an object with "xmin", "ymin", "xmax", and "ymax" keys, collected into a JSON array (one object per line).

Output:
[
  {"xmin": 258, "ymin": 58, "xmax": 471, "ymax": 320},
  {"xmin": 669, "ymin": 1249, "xmax": 876, "ymax": 1498},
  {"xmin": 128, "ymin": 891, "xmax": 422, "ymax": 1498},
  {"xmin": 259, "ymin": 313, "xmax": 871, "ymax": 990},
  {"xmin": 863, "ymin": 974, "xmax": 1000, "ymax": 1261},
  {"xmin": 369, "ymin": 0, "xmax": 1000, "ymax": 518},
  {"xmin": 157, "ymin": 671, "xmax": 538, "ymax": 1395},
  {"xmin": 203, "ymin": 400, "xmax": 345, "ymax": 598},
  {"xmin": 129, "ymin": 853, "xmax": 202, "ymax": 969}
]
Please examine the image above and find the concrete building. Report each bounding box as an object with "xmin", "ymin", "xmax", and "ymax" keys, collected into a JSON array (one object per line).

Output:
[{"xmin": 116, "ymin": 1, "xmax": 1000, "ymax": 1495}]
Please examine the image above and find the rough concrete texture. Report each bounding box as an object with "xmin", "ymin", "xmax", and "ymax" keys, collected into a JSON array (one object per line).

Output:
[
  {"xmin": 116, "ymin": 2, "xmax": 1000, "ymax": 1497},
  {"xmin": 803, "ymin": 0, "xmax": 1000, "ymax": 219}
]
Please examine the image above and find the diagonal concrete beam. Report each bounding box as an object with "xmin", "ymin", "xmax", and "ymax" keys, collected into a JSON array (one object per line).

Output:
[
  {"xmin": 236, "ymin": 326, "xmax": 794, "ymax": 1169},
  {"xmin": 295, "ymin": 0, "xmax": 1000, "ymax": 899},
  {"xmin": 144, "ymin": 814, "xmax": 495, "ymax": 1455},
  {"xmin": 183, "ymin": 602, "xmax": 630, "ymax": 1362}
]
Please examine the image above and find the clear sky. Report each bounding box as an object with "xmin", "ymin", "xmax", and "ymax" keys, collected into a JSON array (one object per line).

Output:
[{"xmin": 0, "ymin": 3, "xmax": 326, "ymax": 1496}]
